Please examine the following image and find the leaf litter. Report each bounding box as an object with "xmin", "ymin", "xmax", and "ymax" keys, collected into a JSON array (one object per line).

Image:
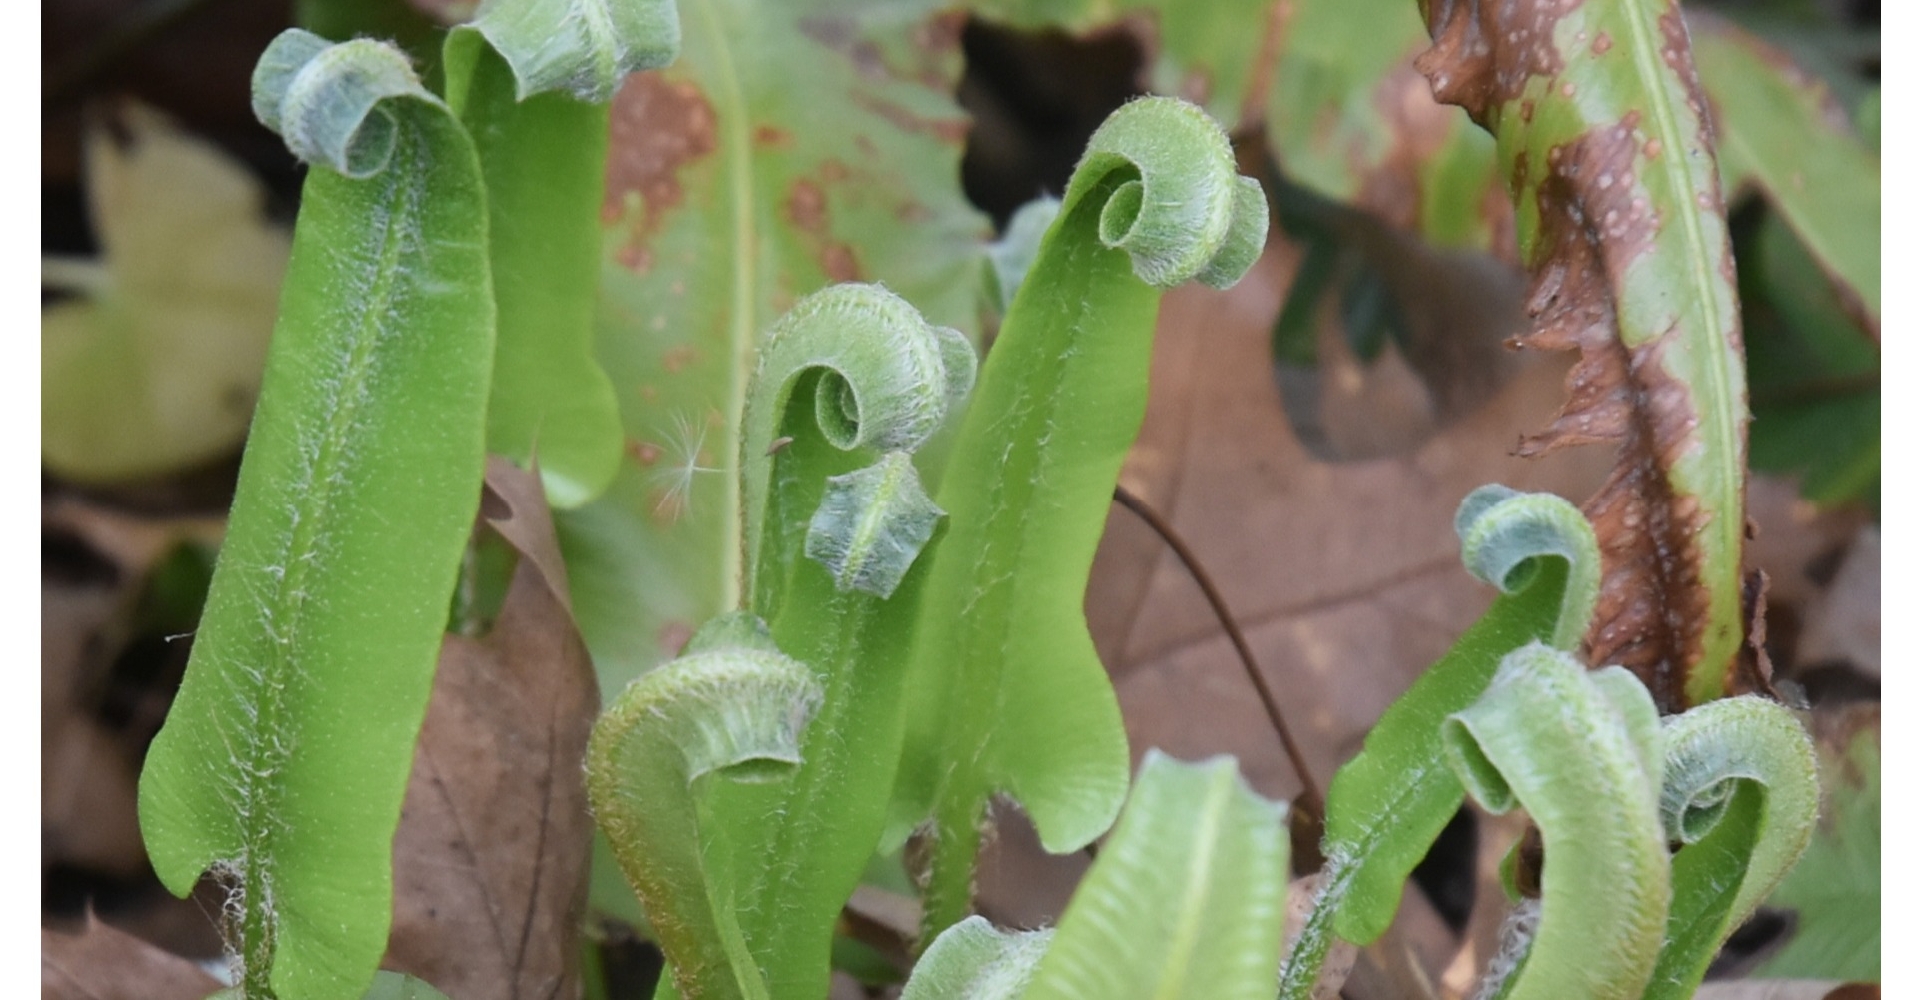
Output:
[{"xmin": 384, "ymin": 459, "xmax": 601, "ymax": 1000}]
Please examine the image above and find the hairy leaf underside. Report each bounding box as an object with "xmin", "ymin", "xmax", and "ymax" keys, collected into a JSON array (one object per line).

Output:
[{"xmin": 1416, "ymin": 0, "xmax": 1750, "ymax": 709}]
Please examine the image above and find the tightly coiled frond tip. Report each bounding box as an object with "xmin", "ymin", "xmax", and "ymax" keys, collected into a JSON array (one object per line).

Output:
[
  {"xmin": 1066, "ymin": 95, "xmax": 1269, "ymax": 291},
  {"xmin": 1455, "ymin": 485, "xmax": 1602, "ymax": 651}
]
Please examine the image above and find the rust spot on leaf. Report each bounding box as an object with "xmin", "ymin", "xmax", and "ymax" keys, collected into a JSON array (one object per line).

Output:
[
  {"xmin": 753, "ymin": 124, "xmax": 792, "ymax": 148},
  {"xmin": 851, "ymin": 90, "xmax": 970, "ymax": 145},
  {"xmin": 820, "ymin": 245, "xmax": 860, "ymax": 283},
  {"xmin": 605, "ymin": 73, "xmax": 718, "ymax": 268},
  {"xmin": 1592, "ymin": 32, "xmax": 1614, "ymax": 55},
  {"xmin": 784, "ymin": 170, "xmax": 863, "ymax": 282},
  {"xmin": 657, "ymin": 620, "xmax": 694, "ymax": 656},
  {"xmin": 788, "ymin": 180, "xmax": 828, "ymax": 233},
  {"xmin": 662, "ymin": 345, "xmax": 701, "ymax": 374},
  {"xmin": 628, "ymin": 440, "xmax": 663, "ymax": 466}
]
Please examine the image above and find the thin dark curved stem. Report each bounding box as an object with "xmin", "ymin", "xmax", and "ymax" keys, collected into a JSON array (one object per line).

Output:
[{"xmin": 1110, "ymin": 485, "xmax": 1325, "ymax": 827}]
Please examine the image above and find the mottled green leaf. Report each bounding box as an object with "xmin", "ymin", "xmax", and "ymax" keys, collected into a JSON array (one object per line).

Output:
[
  {"xmin": 560, "ymin": 0, "xmax": 991, "ymax": 696},
  {"xmin": 1692, "ymin": 12, "xmax": 1879, "ymax": 332},
  {"xmin": 1263, "ymin": 0, "xmax": 1505, "ymax": 251},
  {"xmin": 137, "ymin": 31, "xmax": 493, "ymax": 1000},
  {"xmin": 42, "ymin": 103, "xmax": 288, "ymax": 484},
  {"xmin": 1416, "ymin": 0, "xmax": 1749, "ymax": 710},
  {"xmin": 966, "ymin": 0, "xmax": 1269, "ymax": 129}
]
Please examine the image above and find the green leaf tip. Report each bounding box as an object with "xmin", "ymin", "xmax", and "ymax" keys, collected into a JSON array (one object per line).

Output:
[
  {"xmin": 806, "ymin": 451, "xmax": 944, "ymax": 599},
  {"xmin": 586, "ymin": 628, "xmax": 822, "ymax": 1000},
  {"xmin": 902, "ymin": 917, "xmax": 1052, "ymax": 1000},
  {"xmin": 252, "ymin": 29, "xmax": 437, "ymax": 178},
  {"xmin": 592, "ymin": 642, "xmax": 822, "ymax": 787},
  {"xmin": 1454, "ymin": 485, "xmax": 1601, "ymax": 651},
  {"xmin": 1022, "ymin": 752, "xmax": 1289, "ymax": 1000},
  {"xmin": 1440, "ymin": 643, "xmax": 1669, "ymax": 1000},
  {"xmin": 467, "ymin": 0, "xmax": 680, "ymax": 103},
  {"xmin": 1067, "ymin": 96, "xmax": 1269, "ymax": 290}
]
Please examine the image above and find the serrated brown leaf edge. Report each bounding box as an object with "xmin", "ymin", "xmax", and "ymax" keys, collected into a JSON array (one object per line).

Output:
[
  {"xmin": 383, "ymin": 458, "xmax": 600, "ymax": 1000},
  {"xmin": 1416, "ymin": 0, "xmax": 1749, "ymax": 712}
]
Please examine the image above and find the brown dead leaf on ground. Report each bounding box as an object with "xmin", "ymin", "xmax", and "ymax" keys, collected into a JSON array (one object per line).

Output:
[
  {"xmin": 43, "ymin": 914, "xmax": 222, "ymax": 1000},
  {"xmin": 384, "ymin": 460, "xmax": 600, "ymax": 1000},
  {"xmin": 1088, "ymin": 241, "xmax": 1610, "ymax": 806},
  {"xmin": 43, "ymin": 499, "xmax": 221, "ymax": 880},
  {"xmin": 1794, "ymin": 525, "xmax": 1878, "ymax": 681}
]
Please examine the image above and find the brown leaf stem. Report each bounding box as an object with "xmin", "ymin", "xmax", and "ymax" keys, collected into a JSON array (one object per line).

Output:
[{"xmin": 1111, "ymin": 484, "xmax": 1325, "ymax": 865}]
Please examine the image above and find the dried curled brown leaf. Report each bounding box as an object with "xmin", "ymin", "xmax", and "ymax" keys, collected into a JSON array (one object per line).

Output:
[{"xmin": 383, "ymin": 460, "xmax": 600, "ymax": 1000}]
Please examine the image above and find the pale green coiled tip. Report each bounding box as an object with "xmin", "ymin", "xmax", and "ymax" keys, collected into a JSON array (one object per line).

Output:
[
  {"xmin": 590, "ymin": 642, "xmax": 823, "ymax": 786},
  {"xmin": 469, "ymin": 0, "xmax": 681, "ymax": 103},
  {"xmin": 252, "ymin": 29, "xmax": 435, "ymax": 179},
  {"xmin": 1454, "ymin": 484, "xmax": 1602, "ymax": 650},
  {"xmin": 1071, "ymin": 96, "xmax": 1270, "ymax": 291}
]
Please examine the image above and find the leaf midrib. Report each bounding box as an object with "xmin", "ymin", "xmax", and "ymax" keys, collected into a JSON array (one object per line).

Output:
[{"xmin": 233, "ymin": 129, "xmax": 422, "ymax": 985}]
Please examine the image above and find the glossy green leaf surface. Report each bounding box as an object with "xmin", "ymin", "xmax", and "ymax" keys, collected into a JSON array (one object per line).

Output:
[
  {"xmin": 137, "ymin": 31, "xmax": 493, "ymax": 1000},
  {"xmin": 1692, "ymin": 12, "xmax": 1880, "ymax": 331},
  {"xmin": 895, "ymin": 95, "xmax": 1266, "ymax": 940},
  {"xmin": 42, "ymin": 103, "xmax": 288, "ymax": 483},
  {"xmin": 1441, "ymin": 645, "xmax": 1669, "ymax": 1000},
  {"xmin": 1023, "ymin": 752, "xmax": 1289, "ymax": 1000},
  {"xmin": 1278, "ymin": 488, "xmax": 1598, "ymax": 999},
  {"xmin": 560, "ymin": 0, "xmax": 990, "ymax": 695},
  {"xmin": 442, "ymin": 33, "xmax": 627, "ymax": 509},
  {"xmin": 1645, "ymin": 696, "xmax": 1818, "ymax": 1000},
  {"xmin": 1742, "ymin": 211, "xmax": 1879, "ymax": 508}
]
